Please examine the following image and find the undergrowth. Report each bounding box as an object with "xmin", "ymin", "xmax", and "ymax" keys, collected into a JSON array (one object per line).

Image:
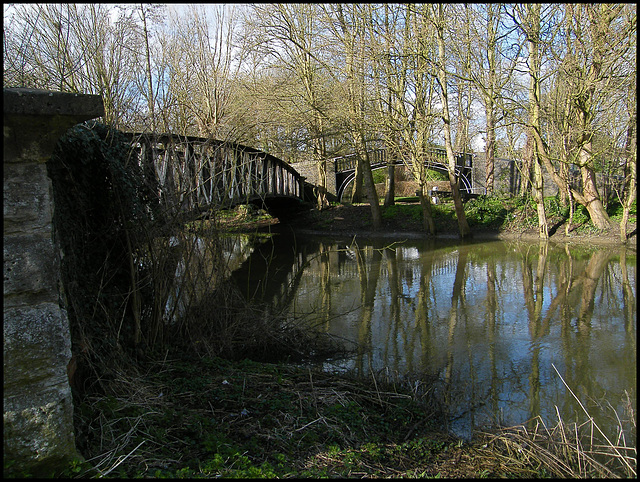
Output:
[
  {"xmin": 69, "ymin": 355, "xmax": 461, "ymax": 478},
  {"xmin": 64, "ymin": 354, "xmax": 635, "ymax": 479}
]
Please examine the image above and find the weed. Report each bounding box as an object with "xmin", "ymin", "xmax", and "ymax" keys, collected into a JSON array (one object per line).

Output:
[
  {"xmin": 465, "ymin": 196, "xmax": 509, "ymax": 227},
  {"xmin": 608, "ymin": 198, "xmax": 637, "ymax": 220}
]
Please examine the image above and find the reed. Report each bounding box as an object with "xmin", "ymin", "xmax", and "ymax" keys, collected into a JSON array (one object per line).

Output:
[{"xmin": 475, "ymin": 366, "xmax": 636, "ymax": 478}]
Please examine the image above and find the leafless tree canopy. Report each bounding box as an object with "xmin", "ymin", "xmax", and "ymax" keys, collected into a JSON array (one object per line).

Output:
[{"xmin": 4, "ymin": 3, "xmax": 636, "ymax": 234}]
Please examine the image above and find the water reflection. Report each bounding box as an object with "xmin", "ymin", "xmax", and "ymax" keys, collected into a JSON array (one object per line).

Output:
[
  {"xmin": 229, "ymin": 234, "xmax": 636, "ymax": 440},
  {"xmin": 162, "ymin": 233, "xmax": 257, "ymax": 323}
]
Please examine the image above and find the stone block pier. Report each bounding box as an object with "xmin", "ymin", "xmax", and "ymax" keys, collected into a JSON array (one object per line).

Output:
[{"xmin": 4, "ymin": 88, "xmax": 103, "ymax": 476}]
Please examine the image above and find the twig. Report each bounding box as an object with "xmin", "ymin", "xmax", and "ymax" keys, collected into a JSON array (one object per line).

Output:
[
  {"xmin": 370, "ymin": 368, "xmax": 384, "ymax": 407},
  {"xmin": 552, "ymin": 363, "xmax": 635, "ymax": 475},
  {"xmin": 99, "ymin": 440, "xmax": 146, "ymax": 478},
  {"xmin": 295, "ymin": 417, "xmax": 324, "ymax": 432}
]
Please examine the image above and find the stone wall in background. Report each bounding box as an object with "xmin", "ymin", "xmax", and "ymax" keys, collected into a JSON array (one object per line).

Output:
[
  {"xmin": 3, "ymin": 88, "xmax": 103, "ymax": 477},
  {"xmin": 294, "ymin": 159, "xmax": 337, "ymax": 197}
]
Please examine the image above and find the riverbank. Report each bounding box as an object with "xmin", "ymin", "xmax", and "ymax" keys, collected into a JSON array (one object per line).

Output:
[
  {"xmin": 281, "ymin": 199, "xmax": 636, "ymax": 248},
  {"xmin": 64, "ymin": 352, "xmax": 634, "ymax": 479},
  {"xmin": 66, "ymin": 349, "xmax": 635, "ymax": 479},
  {"xmin": 68, "ymin": 355, "xmax": 493, "ymax": 478}
]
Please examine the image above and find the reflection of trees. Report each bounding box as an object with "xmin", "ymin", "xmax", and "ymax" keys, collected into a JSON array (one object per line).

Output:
[
  {"xmin": 443, "ymin": 246, "xmax": 468, "ymax": 415},
  {"xmin": 354, "ymin": 244, "xmax": 382, "ymax": 375},
  {"xmin": 319, "ymin": 242, "xmax": 332, "ymax": 331},
  {"xmin": 227, "ymin": 234, "xmax": 313, "ymax": 317},
  {"xmin": 573, "ymin": 250, "xmax": 614, "ymax": 405},
  {"xmin": 556, "ymin": 248, "xmax": 622, "ymax": 420},
  {"xmin": 485, "ymin": 255, "xmax": 500, "ymax": 421},
  {"xmin": 416, "ymin": 248, "xmax": 435, "ymax": 372},
  {"xmin": 383, "ymin": 247, "xmax": 401, "ymax": 372},
  {"xmin": 230, "ymin": 235, "xmax": 635, "ymax": 439},
  {"xmin": 164, "ymin": 233, "xmax": 233, "ymax": 326},
  {"xmin": 620, "ymin": 247, "xmax": 636, "ymax": 337},
  {"xmin": 521, "ymin": 241, "xmax": 548, "ymax": 422}
]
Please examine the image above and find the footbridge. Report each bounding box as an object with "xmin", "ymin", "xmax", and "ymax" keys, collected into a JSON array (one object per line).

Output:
[
  {"xmin": 331, "ymin": 147, "xmax": 479, "ymax": 201},
  {"xmin": 123, "ymin": 132, "xmax": 307, "ymax": 217}
]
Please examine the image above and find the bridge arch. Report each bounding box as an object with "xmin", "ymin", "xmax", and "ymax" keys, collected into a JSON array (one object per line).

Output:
[
  {"xmin": 123, "ymin": 133, "xmax": 306, "ymax": 217},
  {"xmin": 337, "ymin": 162, "xmax": 473, "ymax": 202},
  {"xmin": 333, "ymin": 148, "xmax": 475, "ymax": 202}
]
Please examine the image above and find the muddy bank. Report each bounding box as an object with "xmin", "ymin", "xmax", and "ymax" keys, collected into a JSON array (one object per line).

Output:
[{"xmin": 281, "ymin": 203, "xmax": 636, "ymax": 249}]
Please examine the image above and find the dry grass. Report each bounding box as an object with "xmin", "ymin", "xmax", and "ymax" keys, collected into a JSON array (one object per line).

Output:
[
  {"xmin": 71, "ymin": 352, "xmax": 635, "ymax": 478},
  {"xmin": 473, "ymin": 366, "xmax": 636, "ymax": 478},
  {"xmin": 72, "ymin": 356, "xmax": 449, "ymax": 478}
]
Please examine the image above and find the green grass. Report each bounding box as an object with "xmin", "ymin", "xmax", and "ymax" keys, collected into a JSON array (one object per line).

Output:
[
  {"xmin": 67, "ymin": 351, "xmax": 632, "ymax": 478},
  {"xmin": 382, "ymin": 196, "xmax": 503, "ymax": 231},
  {"xmin": 607, "ymin": 198, "xmax": 636, "ymax": 221},
  {"xmin": 70, "ymin": 354, "xmax": 474, "ymax": 478},
  {"xmin": 382, "ymin": 194, "xmax": 636, "ymax": 235}
]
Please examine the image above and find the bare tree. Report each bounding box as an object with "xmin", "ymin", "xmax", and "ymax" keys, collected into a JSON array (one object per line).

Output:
[
  {"xmin": 3, "ymin": 4, "xmax": 143, "ymax": 128},
  {"xmin": 526, "ymin": 4, "xmax": 632, "ymax": 231},
  {"xmin": 156, "ymin": 5, "xmax": 244, "ymax": 140},
  {"xmin": 518, "ymin": 4, "xmax": 549, "ymax": 239},
  {"xmin": 327, "ymin": 4, "xmax": 382, "ymax": 229},
  {"xmin": 368, "ymin": 4, "xmax": 439, "ymax": 234},
  {"xmin": 465, "ymin": 4, "xmax": 521, "ymax": 195},
  {"xmin": 133, "ymin": 4, "xmax": 166, "ymax": 132},
  {"xmin": 432, "ymin": 4, "xmax": 471, "ymax": 239},
  {"xmin": 619, "ymin": 83, "xmax": 636, "ymax": 243},
  {"xmin": 367, "ymin": 4, "xmax": 401, "ymax": 208},
  {"xmin": 617, "ymin": 5, "xmax": 636, "ymax": 243},
  {"xmin": 243, "ymin": 4, "xmax": 335, "ymax": 209}
]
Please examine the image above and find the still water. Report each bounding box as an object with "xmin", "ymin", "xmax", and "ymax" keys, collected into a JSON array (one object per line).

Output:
[{"xmin": 228, "ymin": 232, "xmax": 636, "ymax": 440}]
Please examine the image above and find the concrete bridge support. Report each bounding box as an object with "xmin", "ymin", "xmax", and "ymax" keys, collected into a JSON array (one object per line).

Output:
[{"xmin": 3, "ymin": 88, "xmax": 104, "ymax": 476}]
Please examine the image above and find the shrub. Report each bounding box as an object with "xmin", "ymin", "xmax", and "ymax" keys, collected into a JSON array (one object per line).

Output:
[{"xmin": 465, "ymin": 196, "xmax": 508, "ymax": 227}]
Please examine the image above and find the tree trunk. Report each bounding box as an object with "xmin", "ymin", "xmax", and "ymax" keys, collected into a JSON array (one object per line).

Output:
[
  {"xmin": 139, "ymin": 5, "xmax": 156, "ymax": 132},
  {"xmin": 620, "ymin": 109, "xmax": 636, "ymax": 243},
  {"xmin": 485, "ymin": 103, "xmax": 496, "ymax": 195},
  {"xmin": 532, "ymin": 148, "xmax": 549, "ymax": 239},
  {"xmin": 620, "ymin": 188, "xmax": 635, "ymax": 242},
  {"xmin": 316, "ymin": 160, "xmax": 329, "ymax": 210},
  {"xmin": 447, "ymin": 162, "xmax": 472, "ymax": 238},
  {"xmin": 577, "ymin": 143, "xmax": 612, "ymax": 230},
  {"xmin": 419, "ymin": 182, "xmax": 436, "ymax": 235},
  {"xmin": 384, "ymin": 160, "xmax": 395, "ymax": 207},
  {"xmin": 525, "ymin": 4, "xmax": 548, "ymax": 239},
  {"xmin": 579, "ymin": 169, "xmax": 611, "ymax": 230},
  {"xmin": 435, "ymin": 5, "xmax": 471, "ymax": 238},
  {"xmin": 350, "ymin": 160, "xmax": 364, "ymax": 203},
  {"xmin": 483, "ymin": 5, "xmax": 499, "ymax": 195},
  {"xmin": 353, "ymin": 134, "xmax": 382, "ymax": 229},
  {"xmin": 519, "ymin": 135, "xmax": 534, "ymax": 197}
]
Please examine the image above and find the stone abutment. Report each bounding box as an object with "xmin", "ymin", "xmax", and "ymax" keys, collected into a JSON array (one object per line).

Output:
[{"xmin": 3, "ymin": 88, "xmax": 104, "ymax": 476}]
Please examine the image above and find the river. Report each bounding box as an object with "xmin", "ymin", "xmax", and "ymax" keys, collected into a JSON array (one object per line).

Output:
[{"xmin": 224, "ymin": 231, "xmax": 636, "ymax": 441}]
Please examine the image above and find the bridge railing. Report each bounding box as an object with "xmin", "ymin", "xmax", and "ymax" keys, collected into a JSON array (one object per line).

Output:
[
  {"xmin": 332, "ymin": 146, "xmax": 475, "ymax": 200},
  {"xmin": 333, "ymin": 147, "xmax": 472, "ymax": 178},
  {"xmin": 122, "ymin": 132, "xmax": 304, "ymax": 215}
]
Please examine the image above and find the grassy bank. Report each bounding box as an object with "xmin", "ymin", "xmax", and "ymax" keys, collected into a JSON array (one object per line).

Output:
[
  {"xmin": 68, "ymin": 355, "xmax": 461, "ymax": 478},
  {"xmin": 288, "ymin": 194, "xmax": 636, "ymax": 245},
  {"xmin": 57, "ymin": 352, "xmax": 635, "ymax": 479},
  {"xmin": 380, "ymin": 194, "xmax": 637, "ymax": 236}
]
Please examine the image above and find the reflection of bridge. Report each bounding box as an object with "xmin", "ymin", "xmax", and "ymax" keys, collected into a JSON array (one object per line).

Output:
[
  {"xmin": 228, "ymin": 233, "xmax": 314, "ymax": 312},
  {"xmin": 123, "ymin": 132, "xmax": 306, "ymax": 217},
  {"xmin": 332, "ymin": 147, "xmax": 478, "ymax": 201}
]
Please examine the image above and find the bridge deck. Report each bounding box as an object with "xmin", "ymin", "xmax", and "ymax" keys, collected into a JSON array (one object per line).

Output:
[
  {"xmin": 123, "ymin": 133, "xmax": 306, "ymax": 215},
  {"xmin": 331, "ymin": 147, "xmax": 478, "ymax": 201}
]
